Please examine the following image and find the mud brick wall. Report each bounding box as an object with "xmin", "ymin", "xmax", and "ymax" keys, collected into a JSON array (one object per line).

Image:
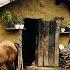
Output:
[{"xmin": 0, "ymin": 0, "xmax": 69, "ymax": 43}]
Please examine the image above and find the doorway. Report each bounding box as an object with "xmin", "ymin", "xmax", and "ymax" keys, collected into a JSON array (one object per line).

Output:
[
  {"xmin": 22, "ymin": 18, "xmax": 59, "ymax": 67},
  {"xmin": 22, "ymin": 18, "xmax": 41, "ymax": 67}
]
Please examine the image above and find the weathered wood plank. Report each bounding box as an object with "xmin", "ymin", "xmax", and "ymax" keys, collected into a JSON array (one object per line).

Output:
[
  {"xmin": 43, "ymin": 21, "xmax": 49, "ymax": 66},
  {"xmin": 48, "ymin": 21, "xmax": 59, "ymax": 66},
  {"xmin": 55, "ymin": 22, "xmax": 60, "ymax": 66},
  {"xmin": 38, "ymin": 21, "xmax": 44, "ymax": 66},
  {"xmin": 48, "ymin": 21, "xmax": 55, "ymax": 66}
]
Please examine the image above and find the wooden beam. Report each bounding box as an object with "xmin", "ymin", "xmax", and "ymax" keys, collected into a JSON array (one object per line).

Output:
[{"xmin": 18, "ymin": 30, "xmax": 23, "ymax": 70}]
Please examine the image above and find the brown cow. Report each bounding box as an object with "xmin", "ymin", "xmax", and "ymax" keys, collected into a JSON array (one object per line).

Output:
[{"xmin": 0, "ymin": 40, "xmax": 18, "ymax": 70}]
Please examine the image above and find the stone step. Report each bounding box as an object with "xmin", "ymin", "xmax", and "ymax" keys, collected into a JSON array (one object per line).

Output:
[
  {"xmin": 25, "ymin": 66, "xmax": 70, "ymax": 70},
  {"xmin": 26, "ymin": 66, "xmax": 70, "ymax": 70}
]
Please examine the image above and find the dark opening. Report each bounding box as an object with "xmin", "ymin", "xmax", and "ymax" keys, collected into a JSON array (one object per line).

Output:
[{"xmin": 22, "ymin": 18, "xmax": 41, "ymax": 67}]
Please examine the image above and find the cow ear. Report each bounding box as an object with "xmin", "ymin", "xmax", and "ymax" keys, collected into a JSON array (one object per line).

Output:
[{"xmin": 14, "ymin": 43, "xmax": 20, "ymax": 49}]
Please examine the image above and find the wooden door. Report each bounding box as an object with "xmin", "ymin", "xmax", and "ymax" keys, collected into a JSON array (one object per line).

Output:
[{"xmin": 37, "ymin": 20, "xmax": 59, "ymax": 66}]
